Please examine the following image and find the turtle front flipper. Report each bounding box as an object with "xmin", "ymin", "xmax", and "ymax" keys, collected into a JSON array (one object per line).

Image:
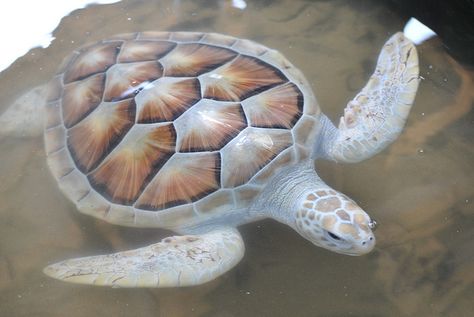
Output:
[
  {"xmin": 320, "ymin": 32, "xmax": 419, "ymax": 163},
  {"xmin": 43, "ymin": 227, "xmax": 244, "ymax": 288}
]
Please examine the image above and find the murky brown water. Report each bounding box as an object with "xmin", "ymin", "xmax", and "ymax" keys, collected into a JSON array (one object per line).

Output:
[{"xmin": 1, "ymin": 0, "xmax": 473, "ymax": 316}]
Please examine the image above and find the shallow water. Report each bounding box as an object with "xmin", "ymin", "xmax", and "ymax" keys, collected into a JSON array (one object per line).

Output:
[{"xmin": 1, "ymin": 0, "xmax": 473, "ymax": 316}]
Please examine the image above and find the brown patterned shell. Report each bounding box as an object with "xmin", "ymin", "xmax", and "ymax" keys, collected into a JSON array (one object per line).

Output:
[{"xmin": 44, "ymin": 32, "xmax": 321, "ymax": 229}]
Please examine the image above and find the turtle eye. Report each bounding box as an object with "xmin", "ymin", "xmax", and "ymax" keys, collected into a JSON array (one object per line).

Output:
[
  {"xmin": 327, "ymin": 231, "xmax": 342, "ymax": 241},
  {"xmin": 368, "ymin": 219, "xmax": 377, "ymax": 230}
]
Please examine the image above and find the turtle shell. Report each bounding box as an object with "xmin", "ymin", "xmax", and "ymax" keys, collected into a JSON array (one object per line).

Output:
[{"xmin": 43, "ymin": 32, "xmax": 321, "ymax": 229}]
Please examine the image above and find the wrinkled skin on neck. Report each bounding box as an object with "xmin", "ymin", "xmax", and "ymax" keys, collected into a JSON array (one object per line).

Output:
[{"xmin": 294, "ymin": 189, "xmax": 376, "ymax": 256}]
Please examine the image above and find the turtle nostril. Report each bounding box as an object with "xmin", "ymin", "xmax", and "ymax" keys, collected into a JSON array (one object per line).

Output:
[
  {"xmin": 368, "ymin": 219, "xmax": 377, "ymax": 230},
  {"xmin": 362, "ymin": 236, "xmax": 374, "ymax": 246}
]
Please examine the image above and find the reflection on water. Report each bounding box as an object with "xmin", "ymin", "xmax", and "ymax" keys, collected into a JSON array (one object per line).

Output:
[{"xmin": 0, "ymin": 0, "xmax": 473, "ymax": 316}]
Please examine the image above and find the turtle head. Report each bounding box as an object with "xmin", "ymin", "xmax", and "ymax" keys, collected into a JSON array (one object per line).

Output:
[{"xmin": 293, "ymin": 190, "xmax": 376, "ymax": 256}]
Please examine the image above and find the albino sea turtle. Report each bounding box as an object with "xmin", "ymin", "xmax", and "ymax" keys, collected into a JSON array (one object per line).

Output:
[{"xmin": 0, "ymin": 31, "xmax": 419, "ymax": 288}]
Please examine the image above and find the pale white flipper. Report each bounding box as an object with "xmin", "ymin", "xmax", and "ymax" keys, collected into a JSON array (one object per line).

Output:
[
  {"xmin": 43, "ymin": 227, "xmax": 245, "ymax": 288},
  {"xmin": 0, "ymin": 86, "xmax": 46, "ymax": 138},
  {"xmin": 321, "ymin": 32, "xmax": 420, "ymax": 163}
]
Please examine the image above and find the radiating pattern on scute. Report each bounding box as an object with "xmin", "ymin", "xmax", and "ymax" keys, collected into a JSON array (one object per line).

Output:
[
  {"xmin": 201, "ymin": 55, "xmax": 287, "ymax": 101},
  {"xmin": 62, "ymin": 73, "xmax": 105, "ymax": 128},
  {"xmin": 50, "ymin": 32, "xmax": 307, "ymax": 212},
  {"xmin": 117, "ymin": 41, "xmax": 176, "ymax": 63},
  {"xmin": 242, "ymin": 82, "xmax": 303, "ymax": 129},
  {"xmin": 67, "ymin": 99, "xmax": 136, "ymax": 172},
  {"xmin": 103, "ymin": 61, "xmax": 163, "ymax": 101},
  {"xmin": 160, "ymin": 43, "xmax": 237, "ymax": 77},
  {"xmin": 175, "ymin": 100, "xmax": 247, "ymax": 152},
  {"xmin": 64, "ymin": 41, "xmax": 121, "ymax": 84},
  {"xmin": 89, "ymin": 124, "xmax": 176, "ymax": 204},
  {"xmin": 136, "ymin": 152, "xmax": 221, "ymax": 210},
  {"xmin": 135, "ymin": 77, "xmax": 201, "ymax": 123},
  {"xmin": 221, "ymin": 128, "xmax": 293, "ymax": 187}
]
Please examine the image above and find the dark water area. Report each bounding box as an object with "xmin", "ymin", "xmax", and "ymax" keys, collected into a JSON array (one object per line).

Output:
[{"xmin": 0, "ymin": 0, "xmax": 473, "ymax": 316}]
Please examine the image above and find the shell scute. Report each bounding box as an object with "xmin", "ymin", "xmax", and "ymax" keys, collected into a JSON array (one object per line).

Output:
[
  {"xmin": 152, "ymin": 205, "xmax": 197, "ymax": 229},
  {"xmin": 221, "ymin": 128, "xmax": 293, "ymax": 187},
  {"xmin": 170, "ymin": 32, "xmax": 204, "ymax": 42},
  {"xmin": 106, "ymin": 32, "xmax": 138, "ymax": 41},
  {"xmin": 201, "ymin": 33, "xmax": 237, "ymax": 47},
  {"xmin": 161, "ymin": 43, "xmax": 237, "ymax": 77},
  {"xmin": 242, "ymin": 82, "xmax": 303, "ymax": 129},
  {"xmin": 118, "ymin": 40, "xmax": 176, "ymax": 63},
  {"xmin": 234, "ymin": 186, "xmax": 261, "ymax": 209},
  {"xmin": 137, "ymin": 31, "xmax": 171, "ymax": 40},
  {"xmin": 259, "ymin": 49, "xmax": 293, "ymax": 70},
  {"xmin": 103, "ymin": 61, "xmax": 163, "ymax": 102},
  {"xmin": 67, "ymin": 99, "xmax": 136, "ymax": 173},
  {"xmin": 201, "ymin": 55, "xmax": 287, "ymax": 101},
  {"xmin": 174, "ymin": 100, "xmax": 247, "ymax": 152},
  {"xmin": 136, "ymin": 152, "xmax": 221, "ymax": 210},
  {"xmin": 64, "ymin": 41, "xmax": 121, "ymax": 84},
  {"xmin": 135, "ymin": 77, "xmax": 201, "ymax": 123},
  {"xmin": 62, "ymin": 73, "xmax": 105, "ymax": 128},
  {"xmin": 44, "ymin": 125, "xmax": 66, "ymax": 154},
  {"xmin": 293, "ymin": 115, "xmax": 319, "ymax": 147},
  {"xmin": 47, "ymin": 148, "xmax": 75, "ymax": 179},
  {"xmin": 232, "ymin": 39, "xmax": 268, "ymax": 56},
  {"xmin": 58, "ymin": 169, "xmax": 91, "ymax": 203},
  {"xmin": 46, "ymin": 76, "xmax": 63, "ymax": 102},
  {"xmin": 106, "ymin": 204, "xmax": 136, "ymax": 226},
  {"xmin": 44, "ymin": 101, "xmax": 62, "ymax": 129},
  {"xmin": 195, "ymin": 190, "xmax": 234, "ymax": 215},
  {"xmin": 75, "ymin": 190, "xmax": 111, "ymax": 220},
  {"xmin": 251, "ymin": 148, "xmax": 295, "ymax": 186}
]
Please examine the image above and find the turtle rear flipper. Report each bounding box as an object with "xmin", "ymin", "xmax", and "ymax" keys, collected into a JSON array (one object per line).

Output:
[
  {"xmin": 43, "ymin": 227, "xmax": 244, "ymax": 288},
  {"xmin": 0, "ymin": 86, "xmax": 46, "ymax": 138},
  {"xmin": 319, "ymin": 32, "xmax": 419, "ymax": 163}
]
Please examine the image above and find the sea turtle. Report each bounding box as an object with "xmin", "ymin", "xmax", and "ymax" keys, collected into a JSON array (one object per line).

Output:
[{"xmin": 0, "ymin": 31, "xmax": 419, "ymax": 288}]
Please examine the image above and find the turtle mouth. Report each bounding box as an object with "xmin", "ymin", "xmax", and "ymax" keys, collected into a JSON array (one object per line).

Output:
[{"xmin": 321, "ymin": 230, "xmax": 375, "ymax": 255}]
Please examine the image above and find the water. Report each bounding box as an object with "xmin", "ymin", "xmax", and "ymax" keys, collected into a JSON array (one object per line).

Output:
[{"xmin": 1, "ymin": 0, "xmax": 473, "ymax": 316}]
